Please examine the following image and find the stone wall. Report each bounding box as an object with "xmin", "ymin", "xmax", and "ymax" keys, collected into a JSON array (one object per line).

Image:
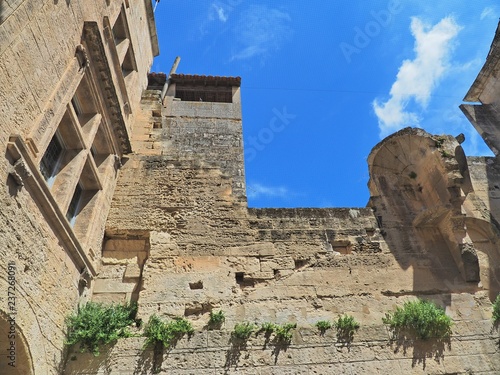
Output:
[
  {"xmin": 0, "ymin": 1, "xmax": 157, "ymax": 373},
  {"xmin": 88, "ymin": 88, "xmax": 500, "ymax": 374}
]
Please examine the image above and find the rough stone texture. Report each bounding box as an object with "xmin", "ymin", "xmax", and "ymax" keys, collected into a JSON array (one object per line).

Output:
[
  {"xmin": 65, "ymin": 316, "xmax": 500, "ymax": 374},
  {"xmin": 94, "ymin": 80, "xmax": 500, "ymax": 372},
  {"xmin": 0, "ymin": 1, "xmax": 157, "ymax": 373},
  {"xmin": 2, "ymin": 2, "xmax": 500, "ymax": 374}
]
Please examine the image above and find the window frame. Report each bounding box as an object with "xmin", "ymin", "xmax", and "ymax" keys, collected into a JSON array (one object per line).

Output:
[{"xmin": 39, "ymin": 132, "xmax": 64, "ymax": 187}]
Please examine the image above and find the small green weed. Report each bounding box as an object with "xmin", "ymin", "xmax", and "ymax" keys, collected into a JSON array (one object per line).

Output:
[
  {"xmin": 260, "ymin": 322, "xmax": 276, "ymax": 333},
  {"xmin": 208, "ymin": 310, "xmax": 226, "ymax": 328},
  {"xmin": 143, "ymin": 315, "xmax": 194, "ymax": 349},
  {"xmin": 274, "ymin": 323, "xmax": 296, "ymax": 342},
  {"xmin": 335, "ymin": 315, "xmax": 360, "ymax": 343},
  {"xmin": 315, "ymin": 320, "xmax": 333, "ymax": 333},
  {"xmin": 382, "ymin": 299, "xmax": 452, "ymax": 340},
  {"xmin": 232, "ymin": 322, "xmax": 255, "ymax": 340},
  {"xmin": 65, "ymin": 302, "xmax": 137, "ymax": 356}
]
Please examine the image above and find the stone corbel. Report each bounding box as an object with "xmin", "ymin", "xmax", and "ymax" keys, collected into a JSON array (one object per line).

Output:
[
  {"xmin": 8, "ymin": 159, "xmax": 31, "ymax": 187},
  {"xmin": 76, "ymin": 44, "xmax": 90, "ymax": 71}
]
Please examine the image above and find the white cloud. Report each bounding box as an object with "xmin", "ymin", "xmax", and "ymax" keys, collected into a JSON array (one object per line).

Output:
[
  {"xmin": 247, "ymin": 183, "xmax": 289, "ymax": 199},
  {"xmin": 231, "ymin": 5, "xmax": 293, "ymax": 62},
  {"xmin": 480, "ymin": 7, "xmax": 496, "ymax": 20},
  {"xmin": 373, "ymin": 16, "xmax": 461, "ymax": 138},
  {"xmin": 212, "ymin": 4, "xmax": 227, "ymax": 22}
]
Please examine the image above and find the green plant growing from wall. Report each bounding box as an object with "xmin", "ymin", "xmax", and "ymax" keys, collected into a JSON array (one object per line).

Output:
[
  {"xmin": 143, "ymin": 315, "xmax": 194, "ymax": 349},
  {"xmin": 334, "ymin": 315, "xmax": 360, "ymax": 343},
  {"xmin": 232, "ymin": 322, "xmax": 255, "ymax": 340},
  {"xmin": 315, "ymin": 320, "xmax": 333, "ymax": 335},
  {"xmin": 65, "ymin": 302, "xmax": 137, "ymax": 356},
  {"xmin": 273, "ymin": 323, "xmax": 296, "ymax": 343},
  {"xmin": 382, "ymin": 299, "xmax": 452, "ymax": 340},
  {"xmin": 208, "ymin": 310, "xmax": 226, "ymax": 328},
  {"xmin": 493, "ymin": 294, "xmax": 500, "ymax": 326},
  {"xmin": 260, "ymin": 322, "xmax": 276, "ymax": 334}
]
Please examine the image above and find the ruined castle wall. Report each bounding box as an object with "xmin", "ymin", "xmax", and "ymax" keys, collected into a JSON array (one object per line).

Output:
[
  {"xmin": 94, "ymin": 93, "xmax": 500, "ymax": 374},
  {"xmin": 64, "ymin": 309, "xmax": 500, "ymax": 374},
  {"xmin": 75, "ymin": 183, "xmax": 500, "ymax": 374}
]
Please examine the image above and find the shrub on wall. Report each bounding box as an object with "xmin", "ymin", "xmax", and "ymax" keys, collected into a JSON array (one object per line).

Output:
[
  {"xmin": 334, "ymin": 315, "xmax": 360, "ymax": 343},
  {"xmin": 315, "ymin": 320, "xmax": 333, "ymax": 334},
  {"xmin": 143, "ymin": 315, "xmax": 194, "ymax": 349},
  {"xmin": 208, "ymin": 310, "xmax": 226, "ymax": 328},
  {"xmin": 65, "ymin": 302, "xmax": 137, "ymax": 356},
  {"xmin": 260, "ymin": 322, "xmax": 276, "ymax": 334},
  {"xmin": 274, "ymin": 323, "xmax": 296, "ymax": 343},
  {"xmin": 382, "ymin": 299, "xmax": 452, "ymax": 340},
  {"xmin": 232, "ymin": 322, "xmax": 255, "ymax": 340}
]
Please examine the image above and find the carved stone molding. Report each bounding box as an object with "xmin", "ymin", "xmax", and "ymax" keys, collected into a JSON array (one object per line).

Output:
[{"xmin": 83, "ymin": 22, "xmax": 132, "ymax": 154}]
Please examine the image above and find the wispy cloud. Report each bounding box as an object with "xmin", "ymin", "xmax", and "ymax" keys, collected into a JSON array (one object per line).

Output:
[
  {"xmin": 212, "ymin": 4, "xmax": 228, "ymax": 22},
  {"xmin": 247, "ymin": 183, "xmax": 289, "ymax": 199},
  {"xmin": 373, "ymin": 16, "xmax": 461, "ymax": 137},
  {"xmin": 196, "ymin": 2, "xmax": 233, "ymax": 38},
  {"xmin": 231, "ymin": 5, "xmax": 293, "ymax": 62},
  {"xmin": 480, "ymin": 7, "xmax": 496, "ymax": 20}
]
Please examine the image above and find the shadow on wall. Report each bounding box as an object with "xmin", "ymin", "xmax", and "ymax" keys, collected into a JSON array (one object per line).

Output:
[
  {"xmin": 475, "ymin": 156, "xmax": 500, "ymax": 300},
  {"xmin": 368, "ymin": 128, "xmax": 500, "ymax": 305}
]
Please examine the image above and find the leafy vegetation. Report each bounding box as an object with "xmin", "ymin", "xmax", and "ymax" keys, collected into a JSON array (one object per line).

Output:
[
  {"xmin": 274, "ymin": 323, "xmax": 296, "ymax": 342},
  {"xmin": 256, "ymin": 322, "xmax": 296, "ymax": 343},
  {"xmin": 65, "ymin": 302, "xmax": 137, "ymax": 356},
  {"xmin": 493, "ymin": 294, "xmax": 500, "ymax": 326},
  {"xmin": 232, "ymin": 322, "xmax": 255, "ymax": 340},
  {"xmin": 260, "ymin": 322, "xmax": 276, "ymax": 334},
  {"xmin": 208, "ymin": 310, "xmax": 226, "ymax": 327},
  {"xmin": 382, "ymin": 299, "xmax": 452, "ymax": 340},
  {"xmin": 335, "ymin": 315, "xmax": 360, "ymax": 343},
  {"xmin": 143, "ymin": 315, "xmax": 194, "ymax": 349},
  {"xmin": 315, "ymin": 320, "xmax": 333, "ymax": 333}
]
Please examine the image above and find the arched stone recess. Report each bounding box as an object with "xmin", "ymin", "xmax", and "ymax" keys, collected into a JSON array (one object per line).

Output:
[
  {"xmin": 0, "ymin": 276, "xmax": 49, "ymax": 375},
  {"xmin": 0, "ymin": 309, "xmax": 35, "ymax": 375},
  {"xmin": 367, "ymin": 128, "xmax": 480, "ymax": 292},
  {"xmin": 465, "ymin": 217, "xmax": 500, "ymax": 300}
]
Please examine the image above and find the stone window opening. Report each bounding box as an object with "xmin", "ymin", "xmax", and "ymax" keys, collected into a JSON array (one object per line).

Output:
[
  {"xmin": 66, "ymin": 183, "xmax": 83, "ymax": 227},
  {"xmin": 71, "ymin": 96, "xmax": 83, "ymax": 117},
  {"xmin": 175, "ymin": 86, "xmax": 233, "ymax": 103},
  {"xmin": 70, "ymin": 77, "xmax": 97, "ymax": 120},
  {"xmin": 39, "ymin": 132, "xmax": 64, "ymax": 187},
  {"xmin": 112, "ymin": 6, "xmax": 137, "ymax": 82},
  {"xmin": 36, "ymin": 73, "xmax": 109, "ymax": 244}
]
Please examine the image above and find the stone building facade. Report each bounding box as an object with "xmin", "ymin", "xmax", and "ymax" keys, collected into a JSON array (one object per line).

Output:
[
  {"xmin": 0, "ymin": 1, "xmax": 158, "ymax": 373},
  {"xmin": 1, "ymin": 2, "xmax": 500, "ymax": 374}
]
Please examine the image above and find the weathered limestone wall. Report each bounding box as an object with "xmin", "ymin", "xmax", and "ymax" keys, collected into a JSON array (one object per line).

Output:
[
  {"xmin": 64, "ymin": 308, "xmax": 499, "ymax": 374},
  {"xmin": 0, "ymin": 1, "xmax": 157, "ymax": 373},
  {"xmin": 90, "ymin": 91, "xmax": 500, "ymax": 374}
]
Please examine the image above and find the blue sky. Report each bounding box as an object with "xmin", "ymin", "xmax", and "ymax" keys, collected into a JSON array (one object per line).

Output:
[{"xmin": 152, "ymin": 1, "xmax": 499, "ymax": 208}]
